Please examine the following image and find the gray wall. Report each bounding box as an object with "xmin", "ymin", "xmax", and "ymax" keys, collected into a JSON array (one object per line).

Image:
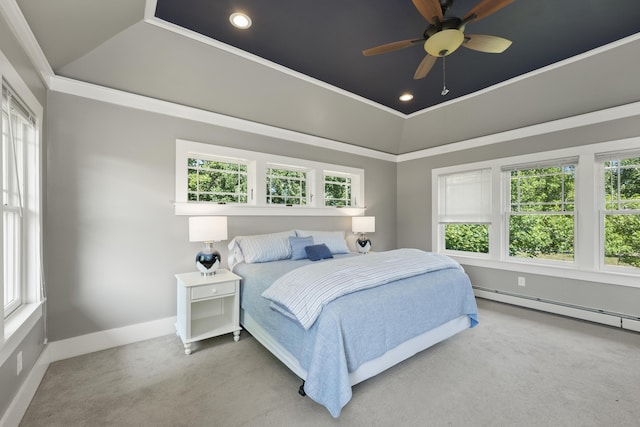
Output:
[
  {"xmin": 0, "ymin": 11, "xmax": 47, "ymax": 421},
  {"xmin": 397, "ymin": 114, "xmax": 640, "ymax": 317},
  {"xmin": 45, "ymin": 91, "xmax": 397, "ymax": 342}
]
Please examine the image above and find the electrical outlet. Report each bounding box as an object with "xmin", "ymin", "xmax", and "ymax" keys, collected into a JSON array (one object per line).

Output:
[
  {"xmin": 517, "ymin": 277, "xmax": 526, "ymax": 287},
  {"xmin": 17, "ymin": 351, "xmax": 23, "ymax": 375}
]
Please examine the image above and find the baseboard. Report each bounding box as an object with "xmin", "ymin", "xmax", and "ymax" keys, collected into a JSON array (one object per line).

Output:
[
  {"xmin": 473, "ymin": 288, "xmax": 637, "ymax": 330},
  {"xmin": 48, "ymin": 316, "xmax": 177, "ymax": 362},
  {"xmin": 622, "ymin": 317, "xmax": 640, "ymax": 332},
  {"xmin": 0, "ymin": 345, "xmax": 50, "ymax": 427}
]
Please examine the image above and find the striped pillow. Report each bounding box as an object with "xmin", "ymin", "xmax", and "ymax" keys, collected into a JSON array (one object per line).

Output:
[{"xmin": 233, "ymin": 230, "xmax": 296, "ymax": 264}]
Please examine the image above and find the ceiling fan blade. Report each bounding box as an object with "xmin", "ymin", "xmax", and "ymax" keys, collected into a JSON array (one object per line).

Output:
[
  {"xmin": 412, "ymin": 0, "xmax": 443, "ymax": 25},
  {"xmin": 413, "ymin": 54, "xmax": 437, "ymax": 79},
  {"xmin": 463, "ymin": 34, "xmax": 512, "ymax": 53},
  {"xmin": 463, "ymin": 0, "xmax": 513, "ymax": 23},
  {"xmin": 362, "ymin": 38, "xmax": 423, "ymax": 56}
]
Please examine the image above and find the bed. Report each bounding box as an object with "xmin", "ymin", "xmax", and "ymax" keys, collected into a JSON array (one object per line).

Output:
[{"xmin": 229, "ymin": 230, "xmax": 478, "ymax": 417}]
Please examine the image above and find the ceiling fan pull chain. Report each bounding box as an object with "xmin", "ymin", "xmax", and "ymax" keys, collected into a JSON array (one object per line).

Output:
[{"xmin": 441, "ymin": 55, "xmax": 449, "ymax": 96}]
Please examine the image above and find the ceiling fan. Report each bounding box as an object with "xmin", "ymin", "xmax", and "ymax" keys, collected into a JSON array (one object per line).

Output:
[{"xmin": 363, "ymin": 0, "xmax": 514, "ymax": 80}]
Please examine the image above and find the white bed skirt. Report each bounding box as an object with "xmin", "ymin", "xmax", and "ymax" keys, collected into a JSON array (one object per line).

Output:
[{"xmin": 241, "ymin": 310, "xmax": 471, "ymax": 386}]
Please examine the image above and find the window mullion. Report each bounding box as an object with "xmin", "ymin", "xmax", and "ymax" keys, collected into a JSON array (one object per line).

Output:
[{"xmin": 576, "ymin": 154, "xmax": 598, "ymax": 271}]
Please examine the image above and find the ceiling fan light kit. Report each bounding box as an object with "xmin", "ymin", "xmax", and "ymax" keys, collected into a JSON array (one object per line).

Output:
[{"xmin": 424, "ymin": 29, "xmax": 464, "ymax": 56}]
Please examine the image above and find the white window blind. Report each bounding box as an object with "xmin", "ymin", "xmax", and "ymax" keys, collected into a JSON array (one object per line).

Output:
[{"xmin": 438, "ymin": 169, "xmax": 491, "ymax": 223}]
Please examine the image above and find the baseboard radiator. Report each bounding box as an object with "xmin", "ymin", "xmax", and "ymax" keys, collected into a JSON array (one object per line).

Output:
[{"xmin": 473, "ymin": 287, "xmax": 640, "ymax": 333}]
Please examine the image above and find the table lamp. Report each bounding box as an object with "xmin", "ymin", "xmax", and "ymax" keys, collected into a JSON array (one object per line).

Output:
[
  {"xmin": 189, "ymin": 216, "xmax": 228, "ymax": 275},
  {"xmin": 352, "ymin": 216, "xmax": 375, "ymax": 254}
]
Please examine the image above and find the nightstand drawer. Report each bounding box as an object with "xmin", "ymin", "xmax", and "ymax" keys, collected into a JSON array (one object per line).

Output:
[{"xmin": 190, "ymin": 281, "xmax": 235, "ymax": 300}]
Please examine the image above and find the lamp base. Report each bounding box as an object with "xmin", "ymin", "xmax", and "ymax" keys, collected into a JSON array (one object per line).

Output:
[
  {"xmin": 195, "ymin": 246, "xmax": 221, "ymax": 276},
  {"xmin": 356, "ymin": 238, "xmax": 372, "ymax": 254}
]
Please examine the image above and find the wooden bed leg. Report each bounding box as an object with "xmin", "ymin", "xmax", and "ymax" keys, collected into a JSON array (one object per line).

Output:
[{"xmin": 298, "ymin": 381, "xmax": 306, "ymax": 397}]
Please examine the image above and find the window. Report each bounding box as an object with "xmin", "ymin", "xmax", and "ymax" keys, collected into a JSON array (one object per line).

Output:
[
  {"xmin": 506, "ymin": 161, "xmax": 576, "ymax": 263},
  {"xmin": 432, "ymin": 138, "xmax": 640, "ymax": 286},
  {"xmin": 324, "ymin": 174, "xmax": 352, "ymax": 207},
  {"xmin": 187, "ymin": 157, "xmax": 248, "ymax": 203},
  {"xmin": 2, "ymin": 81, "xmax": 41, "ymax": 319},
  {"xmin": 266, "ymin": 167, "xmax": 307, "ymax": 205},
  {"xmin": 437, "ymin": 169, "xmax": 491, "ymax": 254},
  {"xmin": 174, "ymin": 140, "xmax": 365, "ymax": 216},
  {"xmin": 601, "ymin": 154, "xmax": 640, "ymax": 269}
]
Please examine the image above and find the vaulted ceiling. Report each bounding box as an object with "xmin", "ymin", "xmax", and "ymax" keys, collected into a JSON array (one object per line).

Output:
[{"xmin": 12, "ymin": 0, "xmax": 640, "ymax": 155}]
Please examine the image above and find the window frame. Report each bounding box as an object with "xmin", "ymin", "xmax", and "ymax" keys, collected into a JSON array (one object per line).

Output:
[
  {"xmin": 435, "ymin": 168, "xmax": 492, "ymax": 257},
  {"xmin": 175, "ymin": 139, "xmax": 365, "ymax": 216},
  {"xmin": 265, "ymin": 164, "xmax": 310, "ymax": 206},
  {"xmin": 186, "ymin": 155, "xmax": 250, "ymax": 204},
  {"xmin": 1, "ymin": 49, "xmax": 44, "ymax": 362},
  {"xmin": 597, "ymin": 151, "xmax": 640, "ymax": 274},
  {"xmin": 323, "ymin": 170, "xmax": 359, "ymax": 208},
  {"xmin": 432, "ymin": 137, "xmax": 640, "ymax": 288},
  {"xmin": 504, "ymin": 160, "xmax": 577, "ymax": 266}
]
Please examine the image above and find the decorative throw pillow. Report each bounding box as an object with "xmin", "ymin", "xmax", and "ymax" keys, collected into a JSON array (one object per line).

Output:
[
  {"xmin": 289, "ymin": 236, "xmax": 314, "ymax": 260},
  {"xmin": 305, "ymin": 244, "xmax": 334, "ymax": 261},
  {"xmin": 295, "ymin": 230, "xmax": 350, "ymax": 254}
]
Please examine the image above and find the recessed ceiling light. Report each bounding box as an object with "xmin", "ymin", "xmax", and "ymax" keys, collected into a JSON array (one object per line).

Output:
[
  {"xmin": 229, "ymin": 12, "xmax": 252, "ymax": 29},
  {"xmin": 399, "ymin": 93, "xmax": 414, "ymax": 102}
]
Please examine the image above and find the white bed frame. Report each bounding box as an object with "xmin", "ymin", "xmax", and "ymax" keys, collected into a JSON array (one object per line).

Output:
[{"xmin": 241, "ymin": 311, "xmax": 471, "ymax": 387}]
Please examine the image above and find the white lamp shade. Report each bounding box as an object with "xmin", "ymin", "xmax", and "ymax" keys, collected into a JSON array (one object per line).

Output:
[
  {"xmin": 352, "ymin": 216, "xmax": 375, "ymax": 233},
  {"xmin": 189, "ymin": 216, "xmax": 228, "ymax": 242}
]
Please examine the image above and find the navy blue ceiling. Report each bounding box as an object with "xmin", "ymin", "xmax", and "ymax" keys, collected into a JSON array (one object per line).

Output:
[{"xmin": 155, "ymin": 0, "xmax": 640, "ymax": 115}]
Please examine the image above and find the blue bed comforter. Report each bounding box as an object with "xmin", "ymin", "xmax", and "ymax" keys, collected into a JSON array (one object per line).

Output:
[
  {"xmin": 234, "ymin": 252, "xmax": 478, "ymax": 417},
  {"xmin": 262, "ymin": 249, "xmax": 462, "ymax": 330}
]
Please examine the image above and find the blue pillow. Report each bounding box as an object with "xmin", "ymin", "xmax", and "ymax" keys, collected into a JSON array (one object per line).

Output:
[
  {"xmin": 289, "ymin": 236, "xmax": 314, "ymax": 260},
  {"xmin": 305, "ymin": 244, "xmax": 334, "ymax": 261}
]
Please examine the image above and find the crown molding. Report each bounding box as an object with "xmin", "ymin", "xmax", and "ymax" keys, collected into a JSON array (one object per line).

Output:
[
  {"xmin": 397, "ymin": 100, "xmax": 640, "ymax": 162},
  {"xmin": 0, "ymin": 0, "xmax": 54, "ymax": 86},
  {"xmin": 49, "ymin": 75, "xmax": 397, "ymax": 162}
]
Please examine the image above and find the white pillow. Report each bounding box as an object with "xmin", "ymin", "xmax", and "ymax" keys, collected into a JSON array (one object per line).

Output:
[
  {"xmin": 295, "ymin": 230, "xmax": 350, "ymax": 254},
  {"xmin": 229, "ymin": 230, "xmax": 296, "ymax": 265}
]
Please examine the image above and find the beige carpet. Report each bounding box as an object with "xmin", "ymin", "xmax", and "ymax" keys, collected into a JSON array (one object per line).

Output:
[{"xmin": 20, "ymin": 299, "xmax": 640, "ymax": 426}]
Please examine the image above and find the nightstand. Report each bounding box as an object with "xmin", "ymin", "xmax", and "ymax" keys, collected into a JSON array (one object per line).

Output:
[{"xmin": 175, "ymin": 269, "xmax": 242, "ymax": 355}]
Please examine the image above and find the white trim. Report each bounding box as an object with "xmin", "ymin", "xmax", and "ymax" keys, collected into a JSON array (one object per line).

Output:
[
  {"xmin": 50, "ymin": 75, "xmax": 396, "ymax": 162},
  {"xmin": 0, "ymin": 345, "xmax": 49, "ymax": 427},
  {"xmin": 399, "ymin": 101, "xmax": 640, "ymax": 162},
  {"xmin": 173, "ymin": 203, "xmax": 365, "ymax": 217},
  {"xmin": 48, "ymin": 316, "xmax": 176, "ymax": 362},
  {"xmin": 458, "ymin": 256, "xmax": 640, "ymax": 288},
  {"xmin": 0, "ymin": 0, "xmax": 54, "ymax": 87},
  {"xmin": 48, "ymin": 71, "xmax": 640, "ymax": 165},
  {"xmin": 622, "ymin": 318, "xmax": 640, "ymax": 333},
  {"xmin": 474, "ymin": 289, "xmax": 629, "ymax": 329},
  {"xmin": 0, "ymin": 304, "xmax": 42, "ymax": 367},
  {"xmin": 143, "ymin": 0, "xmax": 158, "ymax": 21}
]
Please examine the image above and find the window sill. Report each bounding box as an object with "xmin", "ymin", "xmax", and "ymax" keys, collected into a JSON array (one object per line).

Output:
[
  {"xmin": 174, "ymin": 202, "xmax": 366, "ymax": 216},
  {"xmin": 1, "ymin": 302, "xmax": 43, "ymax": 367},
  {"xmin": 449, "ymin": 254, "xmax": 640, "ymax": 289}
]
